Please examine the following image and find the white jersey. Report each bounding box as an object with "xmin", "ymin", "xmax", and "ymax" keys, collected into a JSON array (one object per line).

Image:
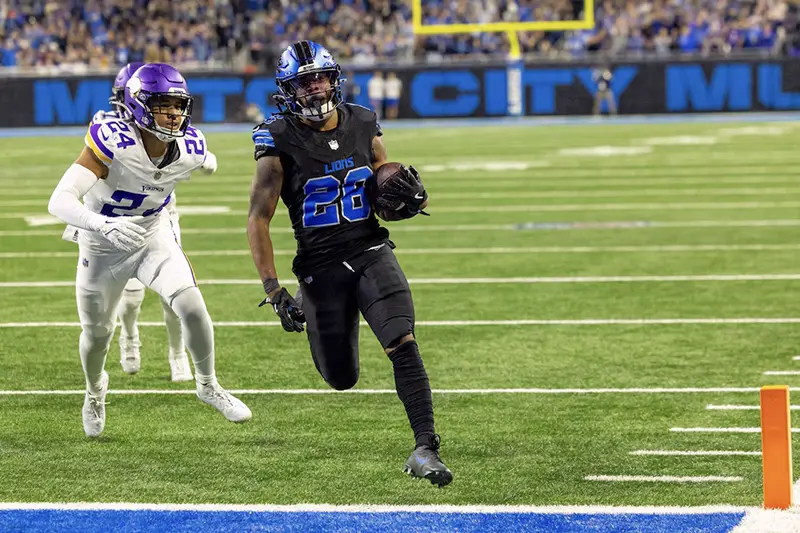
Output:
[
  {"xmin": 90, "ymin": 110, "xmax": 181, "ymax": 218},
  {"xmin": 92, "ymin": 109, "xmax": 124, "ymax": 123},
  {"xmin": 368, "ymin": 76, "xmax": 385, "ymax": 100},
  {"xmin": 82, "ymin": 115, "xmax": 206, "ymax": 250},
  {"xmin": 385, "ymin": 77, "xmax": 402, "ymax": 100}
]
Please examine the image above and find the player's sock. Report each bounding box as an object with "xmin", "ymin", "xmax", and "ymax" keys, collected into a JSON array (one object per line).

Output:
[
  {"xmin": 161, "ymin": 297, "xmax": 185, "ymax": 355},
  {"xmin": 118, "ymin": 287, "xmax": 145, "ymax": 341},
  {"xmin": 170, "ymin": 288, "xmax": 215, "ymax": 384},
  {"xmin": 388, "ymin": 340, "xmax": 435, "ymax": 447},
  {"xmin": 80, "ymin": 327, "xmax": 113, "ymax": 396}
]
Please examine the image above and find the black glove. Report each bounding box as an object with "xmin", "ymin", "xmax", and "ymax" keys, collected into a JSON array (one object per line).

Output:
[
  {"xmin": 375, "ymin": 164, "xmax": 429, "ymax": 220},
  {"xmin": 259, "ymin": 287, "xmax": 305, "ymax": 333}
]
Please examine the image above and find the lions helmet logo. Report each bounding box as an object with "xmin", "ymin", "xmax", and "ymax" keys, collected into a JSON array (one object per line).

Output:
[{"xmin": 320, "ymin": 50, "xmax": 334, "ymax": 67}]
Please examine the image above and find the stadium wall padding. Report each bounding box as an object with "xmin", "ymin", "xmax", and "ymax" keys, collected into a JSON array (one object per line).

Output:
[{"xmin": 1, "ymin": 59, "xmax": 799, "ymax": 126}]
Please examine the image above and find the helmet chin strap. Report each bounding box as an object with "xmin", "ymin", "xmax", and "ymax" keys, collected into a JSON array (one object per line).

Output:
[
  {"xmin": 300, "ymin": 97, "xmax": 335, "ymax": 122},
  {"xmin": 140, "ymin": 123, "xmax": 180, "ymax": 142},
  {"xmin": 151, "ymin": 130, "xmax": 176, "ymax": 142},
  {"xmin": 148, "ymin": 114, "xmax": 188, "ymax": 141}
]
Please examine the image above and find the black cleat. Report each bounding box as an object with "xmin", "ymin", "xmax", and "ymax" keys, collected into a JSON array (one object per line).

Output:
[{"xmin": 403, "ymin": 434, "xmax": 453, "ymax": 487}]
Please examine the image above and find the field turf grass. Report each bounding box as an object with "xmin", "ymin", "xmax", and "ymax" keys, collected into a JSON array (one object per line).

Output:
[{"xmin": 1, "ymin": 119, "xmax": 799, "ymax": 509}]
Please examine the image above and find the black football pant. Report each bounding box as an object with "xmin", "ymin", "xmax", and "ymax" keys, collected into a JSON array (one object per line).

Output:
[
  {"xmin": 299, "ymin": 243, "xmax": 436, "ymax": 446},
  {"xmin": 299, "ymin": 243, "xmax": 414, "ymax": 389}
]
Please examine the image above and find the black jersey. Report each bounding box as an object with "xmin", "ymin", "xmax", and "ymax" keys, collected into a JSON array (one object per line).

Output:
[{"xmin": 253, "ymin": 104, "xmax": 389, "ymax": 277}]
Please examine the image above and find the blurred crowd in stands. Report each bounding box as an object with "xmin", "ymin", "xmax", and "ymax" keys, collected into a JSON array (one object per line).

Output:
[{"xmin": 1, "ymin": 0, "xmax": 796, "ymax": 71}]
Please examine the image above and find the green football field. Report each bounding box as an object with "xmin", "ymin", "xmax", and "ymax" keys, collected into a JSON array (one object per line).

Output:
[{"xmin": 1, "ymin": 119, "xmax": 800, "ymax": 507}]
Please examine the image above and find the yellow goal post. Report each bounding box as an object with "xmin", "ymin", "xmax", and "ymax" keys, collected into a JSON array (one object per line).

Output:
[{"xmin": 410, "ymin": 0, "xmax": 595, "ymax": 115}]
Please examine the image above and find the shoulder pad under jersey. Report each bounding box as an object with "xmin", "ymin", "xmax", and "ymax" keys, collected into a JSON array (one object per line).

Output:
[
  {"xmin": 343, "ymin": 103, "xmax": 382, "ymax": 137},
  {"xmin": 84, "ymin": 115, "xmax": 137, "ymax": 167},
  {"xmin": 179, "ymin": 125, "xmax": 209, "ymax": 170},
  {"xmin": 91, "ymin": 109, "xmax": 123, "ymax": 125},
  {"xmin": 252, "ymin": 114, "xmax": 288, "ymax": 160}
]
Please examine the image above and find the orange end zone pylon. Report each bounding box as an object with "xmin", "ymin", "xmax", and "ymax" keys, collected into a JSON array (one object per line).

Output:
[{"xmin": 760, "ymin": 385, "xmax": 793, "ymax": 509}]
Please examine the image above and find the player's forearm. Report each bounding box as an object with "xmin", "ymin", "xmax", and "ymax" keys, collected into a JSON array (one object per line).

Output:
[
  {"xmin": 247, "ymin": 217, "xmax": 280, "ymax": 288},
  {"xmin": 200, "ymin": 151, "xmax": 217, "ymax": 174},
  {"xmin": 48, "ymin": 164, "xmax": 106, "ymax": 231},
  {"xmin": 49, "ymin": 191, "xmax": 104, "ymax": 231}
]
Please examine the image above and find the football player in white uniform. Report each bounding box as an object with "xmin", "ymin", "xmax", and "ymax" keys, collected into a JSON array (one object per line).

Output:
[
  {"xmin": 48, "ymin": 63, "xmax": 250, "ymax": 437},
  {"xmin": 82, "ymin": 62, "xmax": 217, "ymax": 382}
]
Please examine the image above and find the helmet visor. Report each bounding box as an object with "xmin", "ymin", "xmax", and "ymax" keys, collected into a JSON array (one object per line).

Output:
[
  {"xmin": 288, "ymin": 70, "xmax": 337, "ymax": 108},
  {"xmin": 147, "ymin": 93, "xmax": 193, "ymax": 137}
]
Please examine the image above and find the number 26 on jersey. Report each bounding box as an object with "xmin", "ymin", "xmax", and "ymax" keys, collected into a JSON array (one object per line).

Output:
[{"xmin": 303, "ymin": 167, "xmax": 372, "ymax": 228}]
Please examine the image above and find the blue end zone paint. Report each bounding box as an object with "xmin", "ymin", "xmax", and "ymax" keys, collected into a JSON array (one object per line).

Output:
[
  {"xmin": 0, "ymin": 509, "xmax": 746, "ymax": 533},
  {"xmin": 0, "ymin": 112, "xmax": 798, "ymax": 138}
]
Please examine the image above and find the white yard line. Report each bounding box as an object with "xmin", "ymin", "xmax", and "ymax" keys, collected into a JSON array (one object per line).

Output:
[
  {"xmin": 4, "ymin": 219, "xmax": 800, "ymax": 237},
  {"xmin": 4, "ymin": 174, "xmax": 800, "ymax": 195},
  {"xmin": 763, "ymin": 371, "xmax": 800, "ymax": 376},
  {"xmin": 5, "ymin": 201, "xmax": 800, "ymax": 219},
  {"xmin": 705, "ymin": 405, "xmax": 800, "ymax": 411},
  {"xmin": 4, "ymin": 176, "xmax": 799, "ymax": 196},
  {"xmin": 0, "ymin": 387, "xmax": 776, "ymax": 396},
  {"xmin": 123, "ymin": 187, "xmax": 800, "ymax": 201},
  {"xmin": 670, "ymin": 427, "xmax": 800, "ymax": 433},
  {"xmin": 717, "ymin": 126, "xmax": 791, "ymax": 137},
  {"xmin": 629, "ymin": 450, "xmax": 761, "ymax": 456},
  {"xmin": 584, "ymin": 475, "xmax": 743, "ymax": 483},
  {"xmin": 3, "ymin": 243, "xmax": 800, "ymax": 259},
  {"xmin": 164, "ymin": 274, "xmax": 800, "ymax": 284},
  {"xmin": 3, "ymin": 187, "xmax": 793, "ymax": 206},
  {"xmin": 637, "ymin": 135, "xmax": 720, "ymax": 146},
  {"xmin": 0, "ymin": 502, "xmax": 754, "ymax": 514},
  {"xmin": 419, "ymin": 202, "xmax": 800, "ymax": 214},
  {"xmin": 558, "ymin": 146, "xmax": 654, "ymax": 157},
  {"xmin": 4, "ymin": 318, "xmax": 800, "ymax": 328},
  {"xmin": 5, "ymin": 274, "xmax": 800, "ymax": 289},
  {"xmin": 0, "ymin": 225, "xmax": 513, "ymax": 236},
  {"xmin": 654, "ymin": 220, "xmax": 800, "ymax": 228}
]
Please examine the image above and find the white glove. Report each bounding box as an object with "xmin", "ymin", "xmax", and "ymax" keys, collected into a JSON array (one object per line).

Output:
[
  {"xmin": 200, "ymin": 151, "xmax": 217, "ymax": 174},
  {"xmin": 98, "ymin": 217, "xmax": 147, "ymax": 253}
]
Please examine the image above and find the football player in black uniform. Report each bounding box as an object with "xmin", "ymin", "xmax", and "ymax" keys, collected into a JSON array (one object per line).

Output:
[{"xmin": 247, "ymin": 41, "xmax": 452, "ymax": 487}]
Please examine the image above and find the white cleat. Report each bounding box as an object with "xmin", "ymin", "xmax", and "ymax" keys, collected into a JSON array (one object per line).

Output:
[
  {"xmin": 119, "ymin": 336, "xmax": 141, "ymax": 374},
  {"xmin": 82, "ymin": 371, "xmax": 109, "ymax": 438},
  {"xmin": 196, "ymin": 381, "xmax": 252, "ymax": 423},
  {"xmin": 169, "ymin": 352, "xmax": 193, "ymax": 382}
]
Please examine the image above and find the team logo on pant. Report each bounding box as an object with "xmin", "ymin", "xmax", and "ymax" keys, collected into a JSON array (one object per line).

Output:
[{"xmin": 82, "ymin": 258, "xmax": 89, "ymax": 268}]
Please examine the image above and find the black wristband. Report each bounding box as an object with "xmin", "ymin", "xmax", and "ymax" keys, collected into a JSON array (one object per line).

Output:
[{"xmin": 262, "ymin": 278, "xmax": 280, "ymax": 295}]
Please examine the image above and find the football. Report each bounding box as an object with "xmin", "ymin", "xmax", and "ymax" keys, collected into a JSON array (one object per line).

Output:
[
  {"xmin": 370, "ymin": 163, "xmax": 404, "ymax": 198},
  {"xmin": 374, "ymin": 161, "xmax": 405, "ymax": 190},
  {"xmin": 367, "ymin": 162, "xmax": 408, "ymax": 221}
]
